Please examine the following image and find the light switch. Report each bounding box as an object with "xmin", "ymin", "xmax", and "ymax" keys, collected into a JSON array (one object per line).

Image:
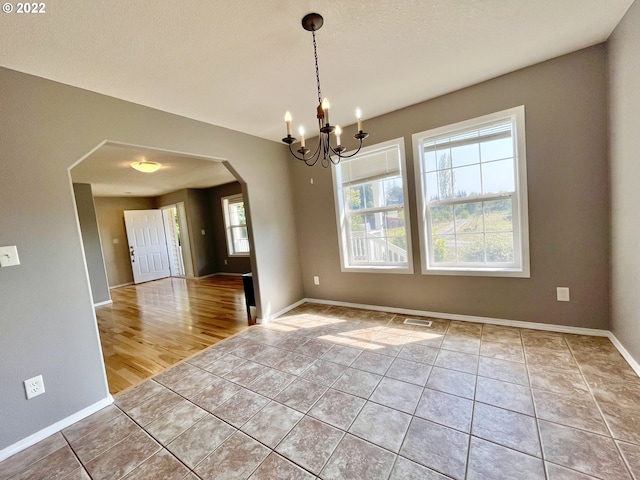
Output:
[{"xmin": 0, "ymin": 245, "xmax": 20, "ymax": 267}]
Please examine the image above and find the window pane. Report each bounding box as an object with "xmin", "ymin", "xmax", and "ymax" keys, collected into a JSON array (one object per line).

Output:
[
  {"xmin": 482, "ymin": 159, "xmax": 515, "ymax": 195},
  {"xmin": 481, "ymin": 136, "xmax": 513, "ymax": 162},
  {"xmin": 483, "ymin": 199, "xmax": 513, "ymax": 232},
  {"xmin": 385, "ymin": 211, "xmax": 407, "ymax": 252},
  {"xmin": 430, "ymin": 205, "xmax": 454, "ymax": 235},
  {"xmin": 454, "ymin": 202, "xmax": 483, "ymax": 233},
  {"xmin": 349, "ymin": 214, "xmax": 365, "ymax": 232},
  {"xmin": 364, "ymin": 183, "xmax": 375, "ymax": 209},
  {"xmin": 436, "ymin": 167, "xmax": 454, "ymax": 200},
  {"xmin": 452, "ymin": 164, "xmax": 481, "ymax": 197},
  {"xmin": 425, "ymin": 172, "xmax": 439, "ymax": 201},
  {"xmin": 345, "ymin": 185, "xmax": 364, "ymax": 211},
  {"xmin": 231, "ymin": 226, "xmax": 249, "ymax": 253},
  {"xmin": 486, "ymin": 233, "xmax": 514, "ymax": 262},
  {"xmin": 457, "ymin": 234, "xmax": 485, "ymax": 263},
  {"xmin": 384, "ymin": 178, "xmax": 404, "ymax": 206},
  {"xmin": 451, "ymin": 143, "xmax": 479, "ymax": 168},
  {"xmin": 424, "ymin": 149, "xmax": 437, "ymax": 172},
  {"xmin": 432, "ymin": 234, "xmax": 456, "ymax": 263},
  {"xmin": 229, "ymin": 202, "xmax": 246, "ymax": 226},
  {"xmin": 349, "ymin": 230, "xmax": 367, "ymax": 262}
]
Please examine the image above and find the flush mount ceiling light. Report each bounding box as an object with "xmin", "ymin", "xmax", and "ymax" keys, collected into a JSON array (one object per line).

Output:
[
  {"xmin": 130, "ymin": 159, "xmax": 161, "ymax": 173},
  {"xmin": 282, "ymin": 13, "xmax": 369, "ymax": 168}
]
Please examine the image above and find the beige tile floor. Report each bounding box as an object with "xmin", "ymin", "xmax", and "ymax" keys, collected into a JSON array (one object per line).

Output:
[{"xmin": 2, "ymin": 303, "xmax": 640, "ymax": 479}]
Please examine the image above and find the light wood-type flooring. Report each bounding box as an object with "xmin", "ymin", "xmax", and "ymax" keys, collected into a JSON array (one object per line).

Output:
[{"xmin": 96, "ymin": 275, "xmax": 251, "ymax": 394}]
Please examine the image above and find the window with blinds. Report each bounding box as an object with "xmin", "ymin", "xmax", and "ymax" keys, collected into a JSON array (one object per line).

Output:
[
  {"xmin": 413, "ymin": 106, "xmax": 530, "ymax": 277},
  {"xmin": 332, "ymin": 138, "xmax": 413, "ymax": 273},
  {"xmin": 222, "ymin": 194, "xmax": 250, "ymax": 256}
]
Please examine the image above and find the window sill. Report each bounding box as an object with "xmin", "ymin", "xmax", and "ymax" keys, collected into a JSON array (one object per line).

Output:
[
  {"xmin": 341, "ymin": 265, "xmax": 414, "ymax": 275},
  {"xmin": 423, "ymin": 266, "xmax": 530, "ymax": 278}
]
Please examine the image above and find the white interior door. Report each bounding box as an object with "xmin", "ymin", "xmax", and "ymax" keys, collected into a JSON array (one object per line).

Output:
[{"xmin": 124, "ymin": 209, "xmax": 171, "ymax": 284}]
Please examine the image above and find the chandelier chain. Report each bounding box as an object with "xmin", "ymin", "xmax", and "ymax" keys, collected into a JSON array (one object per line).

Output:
[{"xmin": 312, "ymin": 28, "xmax": 322, "ymax": 104}]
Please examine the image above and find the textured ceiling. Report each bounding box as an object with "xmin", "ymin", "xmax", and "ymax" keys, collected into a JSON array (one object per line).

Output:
[{"xmin": 1, "ymin": 1, "xmax": 635, "ymax": 196}]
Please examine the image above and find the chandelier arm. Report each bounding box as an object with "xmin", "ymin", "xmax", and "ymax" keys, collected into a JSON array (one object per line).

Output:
[
  {"xmin": 328, "ymin": 138, "xmax": 365, "ymax": 160},
  {"xmin": 287, "ymin": 140, "xmax": 322, "ymax": 167}
]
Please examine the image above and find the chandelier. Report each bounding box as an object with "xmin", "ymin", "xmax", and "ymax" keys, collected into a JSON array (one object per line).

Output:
[{"xmin": 282, "ymin": 13, "xmax": 369, "ymax": 167}]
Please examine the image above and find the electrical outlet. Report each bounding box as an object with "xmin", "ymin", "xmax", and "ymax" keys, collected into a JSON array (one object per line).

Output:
[
  {"xmin": 313, "ymin": 276, "xmax": 320, "ymax": 285},
  {"xmin": 24, "ymin": 375, "xmax": 45, "ymax": 399},
  {"xmin": 224, "ymin": 259, "xmax": 228, "ymax": 265},
  {"xmin": 557, "ymin": 287, "xmax": 570, "ymax": 302}
]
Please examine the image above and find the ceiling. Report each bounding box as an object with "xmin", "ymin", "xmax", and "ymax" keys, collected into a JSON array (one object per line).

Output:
[
  {"xmin": 71, "ymin": 144, "xmax": 236, "ymax": 197},
  {"xmin": 1, "ymin": 1, "xmax": 635, "ymax": 195}
]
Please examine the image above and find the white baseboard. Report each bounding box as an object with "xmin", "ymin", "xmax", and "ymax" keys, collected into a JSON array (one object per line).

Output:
[
  {"xmin": 259, "ymin": 298, "xmax": 306, "ymax": 324},
  {"xmin": 0, "ymin": 395, "xmax": 114, "ymax": 462},
  {"xmin": 305, "ymin": 298, "xmax": 610, "ymax": 337},
  {"xmin": 109, "ymin": 282, "xmax": 133, "ymax": 289},
  {"xmin": 93, "ymin": 300, "xmax": 112, "ymax": 307},
  {"xmin": 607, "ymin": 333, "xmax": 640, "ymax": 377}
]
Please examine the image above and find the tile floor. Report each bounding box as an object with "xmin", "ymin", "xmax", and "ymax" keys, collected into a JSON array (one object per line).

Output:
[{"xmin": 2, "ymin": 303, "xmax": 640, "ymax": 480}]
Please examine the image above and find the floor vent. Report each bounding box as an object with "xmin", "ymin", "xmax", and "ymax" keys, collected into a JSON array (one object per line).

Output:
[{"xmin": 403, "ymin": 318, "xmax": 433, "ymax": 327}]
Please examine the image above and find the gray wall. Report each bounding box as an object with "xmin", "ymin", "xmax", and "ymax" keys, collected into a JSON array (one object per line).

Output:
[
  {"xmin": 72, "ymin": 183, "xmax": 111, "ymax": 304},
  {"xmin": 292, "ymin": 45, "xmax": 609, "ymax": 330},
  {"xmin": 609, "ymin": 1, "xmax": 640, "ymax": 361},
  {"xmin": 0, "ymin": 66, "xmax": 303, "ymax": 450},
  {"xmin": 210, "ymin": 182, "xmax": 252, "ymax": 274},
  {"xmin": 93, "ymin": 196, "xmax": 157, "ymax": 287}
]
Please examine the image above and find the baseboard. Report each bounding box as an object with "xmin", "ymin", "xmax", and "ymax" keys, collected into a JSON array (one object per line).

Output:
[
  {"xmin": 109, "ymin": 282, "xmax": 133, "ymax": 289},
  {"xmin": 195, "ymin": 273, "xmax": 218, "ymax": 279},
  {"xmin": 213, "ymin": 272, "xmax": 245, "ymax": 277},
  {"xmin": 305, "ymin": 298, "xmax": 610, "ymax": 338},
  {"xmin": 93, "ymin": 300, "xmax": 112, "ymax": 307},
  {"xmin": 607, "ymin": 333, "xmax": 640, "ymax": 377},
  {"xmin": 0, "ymin": 395, "xmax": 114, "ymax": 462},
  {"xmin": 259, "ymin": 298, "xmax": 306, "ymax": 324}
]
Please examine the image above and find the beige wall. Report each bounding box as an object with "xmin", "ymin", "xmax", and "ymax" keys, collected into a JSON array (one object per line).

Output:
[
  {"xmin": 93, "ymin": 196, "xmax": 157, "ymax": 287},
  {"xmin": 0, "ymin": 66, "xmax": 303, "ymax": 450},
  {"xmin": 292, "ymin": 45, "xmax": 610, "ymax": 330},
  {"xmin": 609, "ymin": 1, "xmax": 640, "ymax": 360}
]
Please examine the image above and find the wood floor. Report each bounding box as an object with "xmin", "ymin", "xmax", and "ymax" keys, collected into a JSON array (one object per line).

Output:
[{"xmin": 96, "ymin": 275, "xmax": 251, "ymax": 395}]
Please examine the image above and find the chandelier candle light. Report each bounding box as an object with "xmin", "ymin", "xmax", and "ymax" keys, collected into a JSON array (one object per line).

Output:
[{"xmin": 282, "ymin": 13, "xmax": 369, "ymax": 167}]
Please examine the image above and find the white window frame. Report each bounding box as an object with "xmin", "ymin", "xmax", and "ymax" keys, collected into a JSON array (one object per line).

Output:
[
  {"xmin": 222, "ymin": 194, "xmax": 250, "ymax": 257},
  {"xmin": 412, "ymin": 106, "xmax": 530, "ymax": 277},
  {"xmin": 332, "ymin": 137, "xmax": 414, "ymax": 274}
]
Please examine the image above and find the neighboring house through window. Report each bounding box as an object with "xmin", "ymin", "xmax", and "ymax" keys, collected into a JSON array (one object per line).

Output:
[
  {"xmin": 413, "ymin": 105, "xmax": 529, "ymax": 277},
  {"xmin": 332, "ymin": 138, "xmax": 413, "ymax": 273},
  {"xmin": 222, "ymin": 194, "xmax": 250, "ymax": 256}
]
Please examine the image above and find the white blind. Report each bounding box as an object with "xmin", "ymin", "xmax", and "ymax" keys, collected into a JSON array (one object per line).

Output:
[
  {"xmin": 340, "ymin": 145, "xmax": 400, "ymax": 185},
  {"xmin": 422, "ymin": 120, "xmax": 512, "ymax": 153}
]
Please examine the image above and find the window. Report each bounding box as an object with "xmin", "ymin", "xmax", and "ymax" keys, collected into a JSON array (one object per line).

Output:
[
  {"xmin": 222, "ymin": 194, "xmax": 250, "ymax": 256},
  {"xmin": 332, "ymin": 138, "xmax": 413, "ymax": 273},
  {"xmin": 413, "ymin": 106, "xmax": 529, "ymax": 277}
]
